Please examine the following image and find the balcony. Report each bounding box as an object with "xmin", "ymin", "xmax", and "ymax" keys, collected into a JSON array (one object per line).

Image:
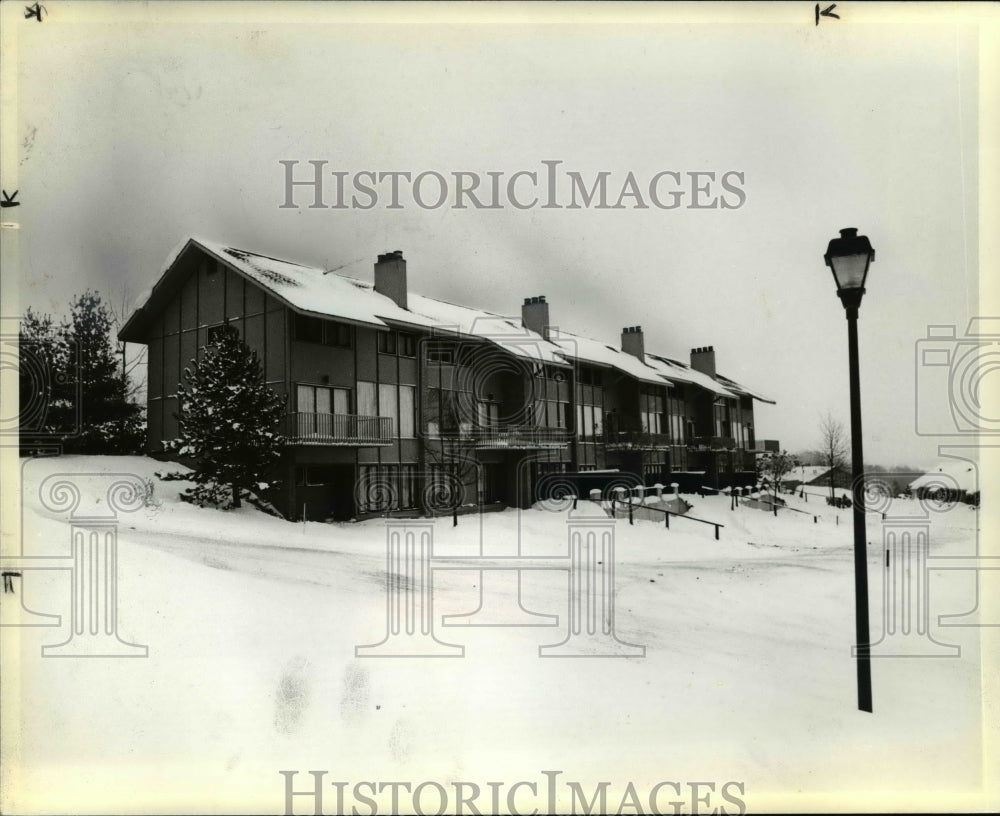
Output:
[
  {"xmin": 286, "ymin": 412, "xmax": 394, "ymax": 446},
  {"xmin": 603, "ymin": 430, "xmax": 673, "ymax": 451},
  {"xmin": 431, "ymin": 425, "xmax": 570, "ymax": 450},
  {"xmin": 688, "ymin": 435, "xmax": 737, "ymax": 451}
]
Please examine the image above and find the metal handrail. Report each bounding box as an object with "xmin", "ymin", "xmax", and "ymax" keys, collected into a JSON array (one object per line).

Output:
[
  {"xmin": 610, "ymin": 496, "xmax": 723, "ymax": 540},
  {"xmin": 287, "ymin": 412, "xmax": 393, "ymax": 444}
]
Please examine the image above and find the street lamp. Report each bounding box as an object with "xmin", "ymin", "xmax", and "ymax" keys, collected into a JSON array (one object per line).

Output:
[{"xmin": 824, "ymin": 227, "xmax": 876, "ymax": 713}]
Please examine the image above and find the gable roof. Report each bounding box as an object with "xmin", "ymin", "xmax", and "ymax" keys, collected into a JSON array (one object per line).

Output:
[
  {"xmin": 909, "ymin": 460, "xmax": 978, "ymax": 494},
  {"xmin": 121, "ymin": 237, "xmax": 773, "ymax": 401},
  {"xmin": 547, "ymin": 329, "xmax": 674, "ymax": 387}
]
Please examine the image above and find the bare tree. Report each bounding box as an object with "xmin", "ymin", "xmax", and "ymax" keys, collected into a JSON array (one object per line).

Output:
[{"xmin": 818, "ymin": 412, "xmax": 849, "ymax": 501}]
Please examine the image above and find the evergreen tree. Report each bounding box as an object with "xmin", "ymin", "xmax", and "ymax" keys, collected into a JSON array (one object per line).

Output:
[
  {"xmin": 165, "ymin": 325, "xmax": 286, "ymax": 509},
  {"xmin": 756, "ymin": 449, "xmax": 798, "ymax": 503},
  {"xmin": 18, "ymin": 293, "xmax": 144, "ymax": 453},
  {"xmin": 18, "ymin": 308, "xmax": 70, "ymax": 448},
  {"xmin": 66, "ymin": 291, "xmax": 144, "ymax": 453}
]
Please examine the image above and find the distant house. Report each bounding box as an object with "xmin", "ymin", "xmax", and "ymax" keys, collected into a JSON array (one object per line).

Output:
[
  {"xmin": 909, "ymin": 460, "xmax": 979, "ymax": 505},
  {"xmin": 119, "ymin": 239, "xmax": 775, "ymax": 520},
  {"xmin": 787, "ymin": 464, "xmax": 853, "ymax": 492},
  {"xmin": 780, "ymin": 465, "xmax": 831, "ymax": 491}
]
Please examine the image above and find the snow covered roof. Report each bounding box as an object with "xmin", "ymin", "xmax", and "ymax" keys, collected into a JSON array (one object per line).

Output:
[
  {"xmin": 547, "ymin": 330, "xmax": 674, "ymax": 387},
  {"xmin": 909, "ymin": 460, "xmax": 978, "ymax": 494},
  {"xmin": 644, "ymin": 354, "xmax": 740, "ymax": 398},
  {"xmin": 714, "ymin": 372, "xmax": 776, "ymax": 404},
  {"xmin": 780, "ymin": 465, "xmax": 832, "ymax": 484},
  {"xmin": 121, "ymin": 237, "xmax": 772, "ymax": 401}
]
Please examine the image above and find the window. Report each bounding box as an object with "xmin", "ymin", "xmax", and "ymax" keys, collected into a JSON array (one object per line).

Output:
[
  {"xmin": 207, "ymin": 324, "xmax": 236, "ymax": 345},
  {"xmin": 377, "ymin": 331, "xmax": 397, "ymax": 355},
  {"xmin": 578, "ymin": 366, "xmax": 603, "ymax": 387},
  {"xmin": 297, "ymin": 384, "xmax": 350, "ymax": 415},
  {"xmin": 399, "ymin": 385, "xmax": 416, "ymax": 438},
  {"xmin": 294, "ymin": 315, "xmax": 353, "ymax": 347},
  {"xmin": 576, "ymin": 403, "xmax": 602, "ymax": 438},
  {"xmin": 357, "ymin": 381, "xmax": 377, "ymax": 417},
  {"xmin": 327, "ymin": 323, "xmax": 353, "ymax": 348},
  {"xmin": 358, "ymin": 464, "xmax": 419, "ymax": 512},
  {"xmin": 294, "ymin": 314, "xmax": 324, "ymax": 344},
  {"xmin": 379, "ymin": 383, "xmax": 398, "ymax": 435},
  {"xmin": 398, "ymin": 333, "xmax": 416, "ymax": 357},
  {"xmin": 426, "ymin": 386, "xmax": 465, "ymax": 435},
  {"xmin": 425, "ymin": 343, "xmax": 454, "ymax": 365},
  {"xmin": 477, "ymin": 400, "xmax": 500, "ymax": 428},
  {"xmin": 542, "ymin": 400, "xmax": 568, "ymax": 429}
]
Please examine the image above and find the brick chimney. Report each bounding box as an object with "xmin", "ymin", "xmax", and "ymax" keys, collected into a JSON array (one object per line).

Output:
[
  {"xmin": 374, "ymin": 250, "xmax": 407, "ymax": 309},
  {"xmin": 690, "ymin": 346, "xmax": 716, "ymax": 377},
  {"xmin": 521, "ymin": 295, "xmax": 550, "ymax": 339},
  {"xmin": 621, "ymin": 326, "xmax": 645, "ymax": 360}
]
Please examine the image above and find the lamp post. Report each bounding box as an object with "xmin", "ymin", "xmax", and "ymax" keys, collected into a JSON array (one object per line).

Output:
[{"xmin": 824, "ymin": 227, "xmax": 876, "ymax": 713}]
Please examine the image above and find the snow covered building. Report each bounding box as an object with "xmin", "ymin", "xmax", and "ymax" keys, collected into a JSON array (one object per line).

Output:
[{"xmin": 119, "ymin": 239, "xmax": 774, "ymax": 520}]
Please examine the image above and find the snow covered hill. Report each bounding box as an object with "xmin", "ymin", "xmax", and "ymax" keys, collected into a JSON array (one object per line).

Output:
[{"xmin": 1, "ymin": 456, "xmax": 986, "ymax": 814}]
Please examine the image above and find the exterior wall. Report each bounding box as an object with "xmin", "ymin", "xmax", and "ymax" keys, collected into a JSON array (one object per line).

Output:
[
  {"xmin": 145, "ymin": 250, "xmax": 288, "ymax": 452},
  {"xmin": 138, "ymin": 247, "xmax": 767, "ymax": 515}
]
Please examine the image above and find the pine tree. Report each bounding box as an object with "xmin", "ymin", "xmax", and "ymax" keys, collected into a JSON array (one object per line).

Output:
[
  {"xmin": 65, "ymin": 291, "xmax": 144, "ymax": 453},
  {"xmin": 165, "ymin": 325, "xmax": 286, "ymax": 509},
  {"xmin": 19, "ymin": 293, "xmax": 144, "ymax": 453},
  {"xmin": 18, "ymin": 308, "xmax": 70, "ymax": 447}
]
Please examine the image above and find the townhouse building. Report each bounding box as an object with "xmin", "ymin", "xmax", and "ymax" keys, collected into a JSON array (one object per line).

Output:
[{"xmin": 119, "ymin": 239, "xmax": 775, "ymax": 520}]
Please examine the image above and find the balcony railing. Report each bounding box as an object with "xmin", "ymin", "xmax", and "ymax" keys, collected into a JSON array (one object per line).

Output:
[
  {"xmin": 603, "ymin": 430, "xmax": 673, "ymax": 450},
  {"xmin": 688, "ymin": 435, "xmax": 737, "ymax": 450},
  {"xmin": 286, "ymin": 412, "xmax": 394, "ymax": 446},
  {"xmin": 431, "ymin": 425, "xmax": 570, "ymax": 449}
]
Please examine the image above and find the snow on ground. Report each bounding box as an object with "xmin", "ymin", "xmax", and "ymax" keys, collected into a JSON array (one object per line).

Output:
[{"xmin": 1, "ymin": 456, "xmax": 988, "ymax": 814}]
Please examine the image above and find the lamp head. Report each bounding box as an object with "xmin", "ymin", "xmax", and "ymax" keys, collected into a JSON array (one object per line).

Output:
[{"xmin": 824, "ymin": 228, "xmax": 875, "ymax": 309}]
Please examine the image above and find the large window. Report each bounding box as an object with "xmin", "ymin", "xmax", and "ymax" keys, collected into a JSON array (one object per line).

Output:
[
  {"xmin": 297, "ymin": 384, "xmax": 350, "ymax": 415},
  {"xmin": 576, "ymin": 403, "xmax": 603, "ymax": 438},
  {"xmin": 426, "ymin": 386, "xmax": 470, "ymax": 435},
  {"xmin": 358, "ymin": 464, "xmax": 419, "ymax": 512},
  {"xmin": 640, "ymin": 387, "xmax": 665, "ymax": 435},
  {"xmin": 295, "ymin": 385, "xmax": 351, "ymax": 435},
  {"xmin": 541, "ymin": 399, "xmax": 568, "ymax": 429},
  {"xmin": 399, "ymin": 385, "xmax": 416, "ymax": 438},
  {"xmin": 667, "ymin": 395, "xmax": 685, "ymax": 443},
  {"xmin": 362, "ymin": 382, "xmax": 416, "ymax": 437},
  {"xmin": 357, "ymin": 381, "xmax": 377, "ymax": 416}
]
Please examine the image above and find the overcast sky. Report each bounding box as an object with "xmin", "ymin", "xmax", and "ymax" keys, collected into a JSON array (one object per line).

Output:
[{"xmin": 6, "ymin": 2, "xmax": 985, "ymax": 468}]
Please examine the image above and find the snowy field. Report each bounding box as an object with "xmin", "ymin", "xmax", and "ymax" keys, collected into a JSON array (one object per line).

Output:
[{"xmin": 1, "ymin": 456, "xmax": 990, "ymax": 814}]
